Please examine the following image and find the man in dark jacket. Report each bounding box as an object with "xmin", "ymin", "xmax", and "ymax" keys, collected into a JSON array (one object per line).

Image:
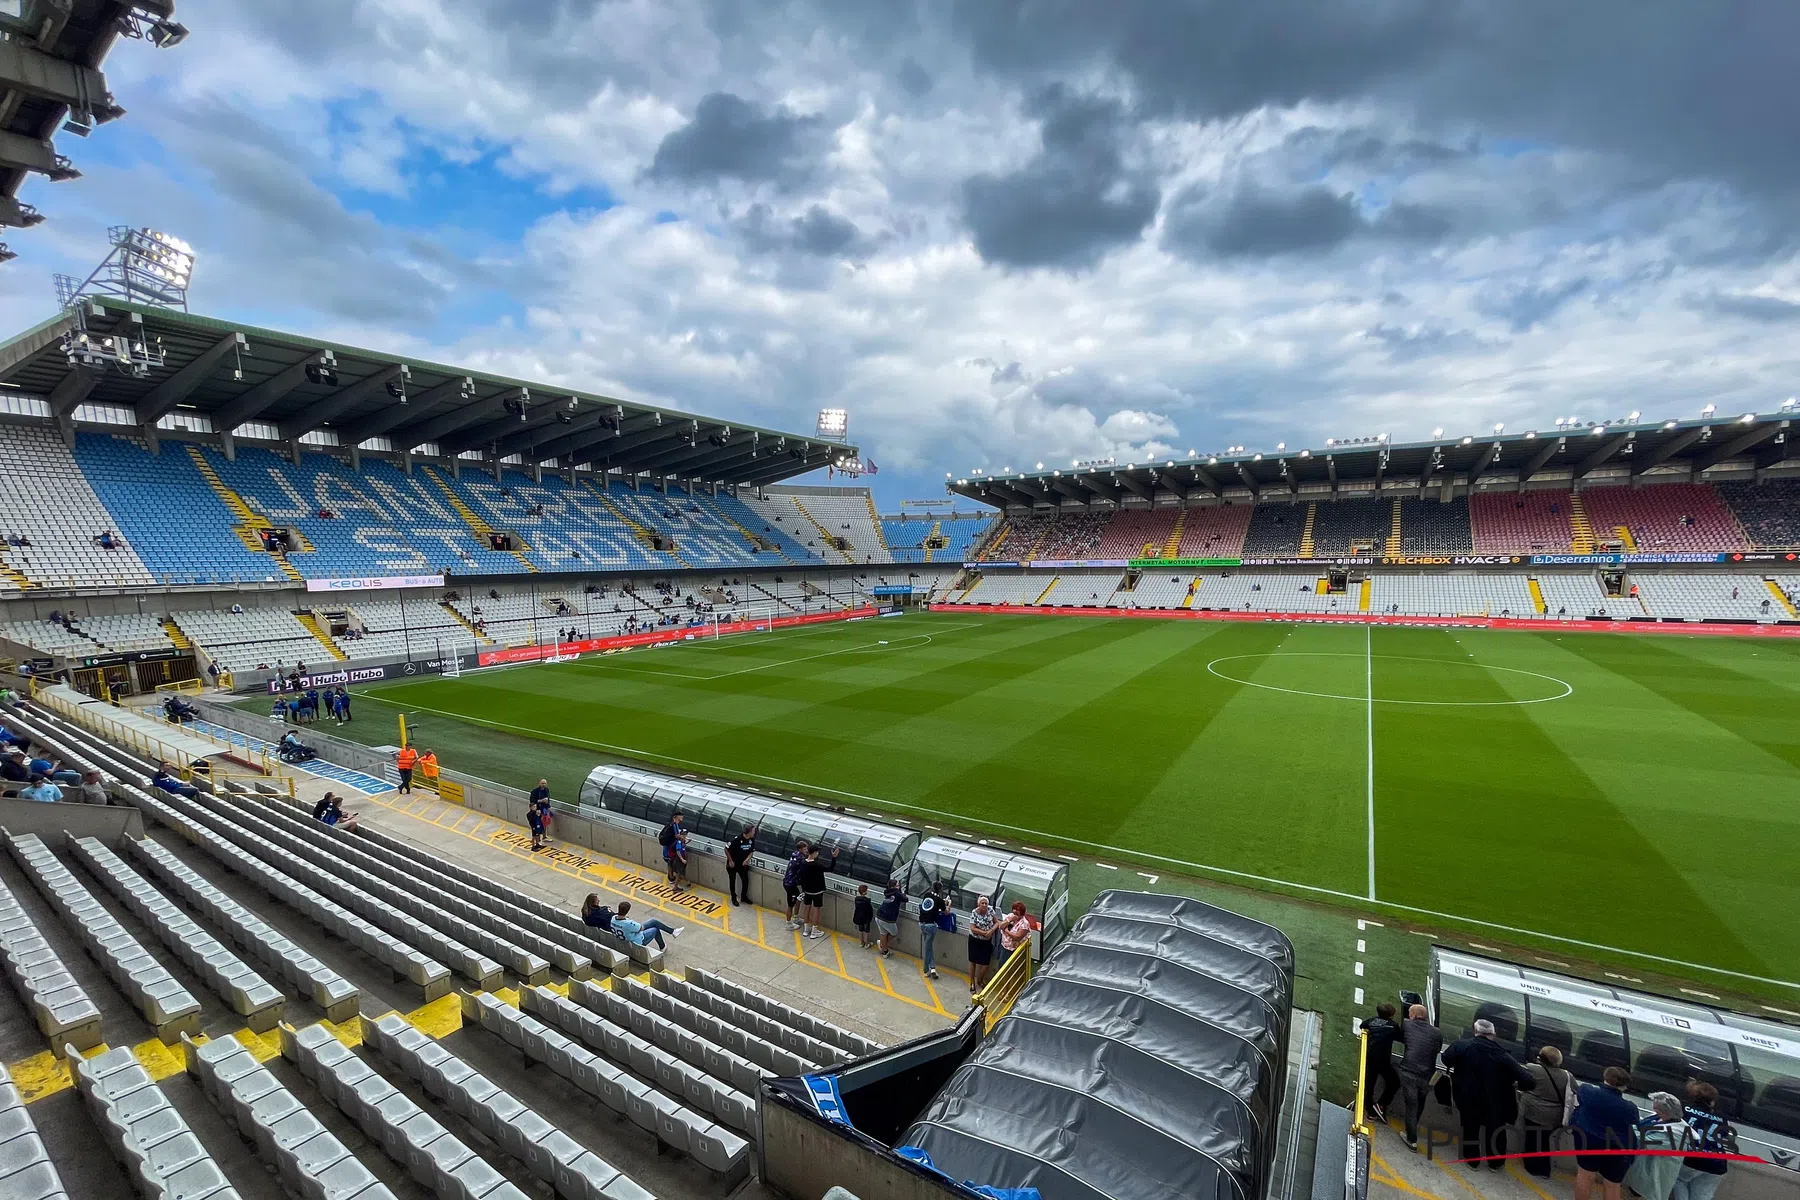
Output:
[
  {"xmin": 1441, "ymin": 1018, "xmax": 1533, "ymax": 1168},
  {"xmin": 1571, "ymin": 1067, "xmax": 1640, "ymax": 1200},
  {"xmin": 1360, "ymin": 1003, "xmax": 1403, "ymax": 1123},
  {"xmin": 1396, "ymin": 1004, "xmax": 1445, "ymax": 1149}
]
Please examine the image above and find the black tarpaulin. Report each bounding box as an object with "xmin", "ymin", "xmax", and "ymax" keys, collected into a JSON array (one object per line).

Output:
[{"xmin": 901, "ymin": 891, "xmax": 1295, "ymax": 1200}]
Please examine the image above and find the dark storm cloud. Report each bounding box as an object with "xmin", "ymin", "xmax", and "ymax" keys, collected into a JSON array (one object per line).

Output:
[
  {"xmin": 897, "ymin": 58, "xmax": 934, "ymax": 96},
  {"xmin": 1689, "ymin": 292, "xmax": 1800, "ymax": 324},
  {"xmin": 1163, "ymin": 185, "xmax": 1453, "ymax": 261},
  {"xmin": 960, "ymin": 85, "xmax": 1159, "ymax": 270},
  {"xmin": 646, "ymin": 92, "xmax": 834, "ymax": 188},
  {"xmin": 735, "ymin": 204, "xmax": 869, "ymax": 257},
  {"xmin": 1478, "ymin": 279, "xmax": 1590, "ymax": 333}
]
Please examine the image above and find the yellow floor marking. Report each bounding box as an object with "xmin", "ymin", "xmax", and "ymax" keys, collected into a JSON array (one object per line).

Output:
[
  {"xmin": 1506, "ymin": 1162, "xmax": 1559, "ymax": 1200},
  {"xmin": 831, "ymin": 932, "xmax": 847, "ymax": 976},
  {"xmin": 232, "ymin": 1027, "xmax": 283, "ymax": 1063},
  {"xmin": 921, "ymin": 974, "xmax": 950, "ymax": 1018},
  {"xmin": 407, "ymin": 992, "xmax": 467, "ymax": 1038},
  {"xmin": 874, "ymin": 953, "xmax": 894, "ymax": 994},
  {"xmin": 320, "ymin": 1015, "xmax": 364, "ymax": 1049},
  {"xmin": 129, "ymin": 1036, "xmax": 187, "ymax": 1082},
  {"xmin": 1369, "ymin": 1153, "xmax": 1450, "ymax": 1200},
  {"xmin": 755, "ymin": 907, "xmax": 767, "ymax": 949},
  {"xmin": 363, "ymin": 792, "xmax": 941, "ymax": 1017},
  {"xmin": 9, "ymin": 1045, "xmax": 106, "ymax": 1104}
]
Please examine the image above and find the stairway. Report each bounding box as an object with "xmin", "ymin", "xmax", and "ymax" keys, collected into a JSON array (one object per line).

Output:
[
  {"xmin": 578, "ymin": 480, "xmax": 689, "ymax": 568},
  {"xmin": 1527, "ymin": 578, "xmax": 1547, "ymax": 615},
  {"xmin": 1568, "ymin": 492, "xmax": 1595, "ymax": 553},
  {"xmin": 711, "ymin": 500, "xmax": 791, "ymax": 562},
  {"xmin": 1181, "ymin": 578, "xmax": 1200, "ymax": 609},
  {"xmin": 1161, "ymin": 509, "xmax": 1187, "ymax": 559},
  {"xmin": 295, "ymin": 612, "xmax": 348, "ymax": 661},
  {"xmin": 1613, "ymin": 525, "xmax": 1637, "ymax": 553},
  {"xmin": 184, "ymin": 444, "xmax": 308, "ymax": 582},
  {"xmin": 1316, "ymin": 577, "xmax": 1331, "ymax": 595},
  {"xmin": 791, "ymin": 498, "xmax": 855, "ymax": 563},
  {"xmin": 421, "ymin": 466, "xmax": 540, "ymax": 572},
  {"xmin": 441, "ymin": 603, "xmax": 495, "ymax": 644},
  {"xmin": 923, "ymin": 520, "xmax": 943, "ymax": 563},
  {"xmin": 866, "ymin": 495, "xmax": 890, "ymax": 557},
  {"xmin": 0, "ymin": 554, "xmax": 29, "ymax": 591},
  {"xmin": 161, "ymin": 619, "xmax": 192, "ymax": 650},
  {"xmin": 1034, "ymin": 576, "xmax": 1061, "ymax": 605},
  {"xmin": 1298, "ymin": 503, "xmax": 1318, "ymax": 557},
  {"xmin": 1384, "ymin": 500, "xmax": 1403, "ymax": 556},
  {"xmin": 1358, "ymin": 578, "xmax": 1372, "ymax": 612},
  {"xmin": 1766, "ymin": 579, "xmax": 1798, "ymax": 618},
  {"xmin": 751, "ymin": 582, "xmax": 803, "ymax": 614}
]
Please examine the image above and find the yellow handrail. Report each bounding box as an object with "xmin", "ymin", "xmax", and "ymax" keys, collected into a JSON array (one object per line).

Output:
[
  {"xmin": 971, "ymin": 944, "xmax": 1035, "ymax": 1030},
  {"xmin": 1352, "ymin": 1027, "xmax": 1372, "ymax": 1137}
]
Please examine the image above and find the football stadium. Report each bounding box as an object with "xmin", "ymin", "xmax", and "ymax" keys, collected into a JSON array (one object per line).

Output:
[{"xmin": 0, "ymin": 8, "xmax": 1796, "ymax": 1200}]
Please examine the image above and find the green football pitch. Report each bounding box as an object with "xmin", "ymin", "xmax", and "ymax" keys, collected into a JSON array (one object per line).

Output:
[{"xmin": 348, "ymin": 611, "xmax": 1800, "ymax": 994}]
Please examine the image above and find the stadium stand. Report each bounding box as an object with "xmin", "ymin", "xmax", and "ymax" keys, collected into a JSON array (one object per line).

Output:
[
  {"xmin": 1533, "ymin": 571, "xmax": 1613, "ymax": 615},
  {"xmin": 1241, "ymin": 504, "xmax": 1307, "ymax": 556},
  {"xmin": 1469, "ymin": 490, "xmax": 1574, "ymax": 553},
  {"xmin": 955, "ymin": 572, "xmax": 1050, "ymax": 605},
  {"xmin": 0, "ymin": 427, "xmax": 157, "ymax": 590},
  {"xmin": 1197, "ymin": 572, "xmax": 1351, "ymax": 613},
  {"xmin": 1124, "ymin": 573, "xmax": 1197, "ymax": 608},
  {"xmin": 1397, "ymin": 497, "xmax": 1475, "ymax": 554},
  {"xmin": 173, "ymin": 607, "xmax": 339, "ymax": 674},
  {"xmin": 1368, "ymin": 573, "xmax": 1536, "ymax": 617},
  {"xmin": 1632, "ymin": 573, "xmax": 1778, "ymax": 620},
  {"xmin": 879, "ymin": 515, "xmax": 935, "ymax": 563},
  {"xmin": 1175, "ymin": 504, "xmax": 1254, "ymax": 559},
  {"xmin": 1581, "ymin": 483, "xmax": 1748, "ymax": 553},
  {"xmin": 1309, "ymin": 495, "xmax": 1389, "ymax": 555},
  {"xmin": 1094, "ymin": 508, "xmax": 1178, "ymax": 559},
  {"xmin": 1719, "ymin": 480, "xmax": 1800, "ymax": 548}
]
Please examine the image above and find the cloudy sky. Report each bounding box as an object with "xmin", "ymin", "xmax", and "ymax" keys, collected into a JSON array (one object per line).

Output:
[{"xmin": 6, "ymin": 0, "xmax": 1800, "ymax": 506}]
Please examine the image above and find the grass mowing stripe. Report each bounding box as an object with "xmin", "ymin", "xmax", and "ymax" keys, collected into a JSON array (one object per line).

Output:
[{"xmin": 1366, "ymin": 622, "xmax": 1376, "ymax": 901}]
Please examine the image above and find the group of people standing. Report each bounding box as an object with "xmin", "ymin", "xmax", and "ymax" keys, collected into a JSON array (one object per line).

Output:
[{"xmin": 1362, "ymin": 1004, "xmax": 1740, "ymax": 1200}]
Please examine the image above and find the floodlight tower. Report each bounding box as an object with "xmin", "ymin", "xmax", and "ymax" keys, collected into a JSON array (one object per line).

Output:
[
  {"xmin": 816, "ymin": 407, "xmax": 849, "ymax": 443},
  {"xmin": 51, "ymin": 226, "xmax": 196, "ymax": 377}
]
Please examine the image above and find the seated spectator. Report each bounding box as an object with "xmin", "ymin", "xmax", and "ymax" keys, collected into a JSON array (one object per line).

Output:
[
  {"xmin": 608, "ymin": 901, "xmax": 681, "ymax": 950},
  {"xmin": 77, "ymin": 770, "xmax": 108, "ymax": 806},
  {"xmin": 163, "ymin": 695, "xmax": 198, "ymax": 723},
  {"xmin": 27, "ymin": 755, "xmax": 78, "ymax": 785},
  {"xmin": 151, "ymin": 763, "xmax": 199, "ymax": 798},
  {"xmin": 319, "ymin": 794, "xmax": 356, "ymax": 830},
  {"xmin": 1, "ymin": 750, "xmax": 29, "ymax": 783},
  {"xmin": 18, "ymin": 775, "xmax": 60, "ymax": 803},
  {"xmin": 581, "ymin": 894, "xmax": 613, "ymax": 930}
]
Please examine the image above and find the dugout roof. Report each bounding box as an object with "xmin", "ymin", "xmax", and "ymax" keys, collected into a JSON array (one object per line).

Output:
[
  {"xmin": 0, "ymin": 300, "xmax": 856, "ymax": 487},
  {"xmin": 900, "ymin": 891, "xmax": 1296, "ymax": 1200},
  {"xmin": 949, "ymin": 411, "xmax": 1799, "ymax": 510}
]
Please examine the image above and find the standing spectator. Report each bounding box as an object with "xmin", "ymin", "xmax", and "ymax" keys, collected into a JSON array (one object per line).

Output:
[
  {"xmin": 666, "ymin": 831, "xmax": 689, "ymax": 889},
  {"xmin": 1395, "ymin": 1003, "xmax": 1443, "ymax": 1150},
  {"xmin": 529, "ymin": 779, "xmax": 550, "ymax": 805},
  {"xmin": 1359, "ymin": 1003, "xmax": 1402, "ymax": 1123},
  {"xmin": 725, "ymin": 825, "xmax": 756, "ymax": 907},
  {"xmin": 876, "ymin": 879, "xmax": 906, "ymax": 958},
  {"xmin": 395, "ymin": 744, "xmax": 418, "ymax": 794},
  {"xmin": 77, "ymin": 770, "xmax": 108, "ymax": 806},
  {"xmin": 853, "ymin": 885, "xmax": 875, "ymax": 948},
  {"xmin": 206, "ymin": 661, "xmax": 220, "ymax": 687},
  {"xmin": 19, "ymin": 775, "xmax": 61, "ymax": 803},
  {"xmin": 657, "ymin": 812, "xmax": 686, "ymax": 883},
  {"xmin": 782, "ymin": 840, "xmax": 810, "ymax": 930},
  {"xmin": 336, "ymin": 686, "xmax": 352, "ymax": 723},
  {"xmin": 797, "ymin": 845, "xmax": 832, "ymax": 940},
  {"xmin": 1441, "ymin": 1018, "xmax": 1533, "ymax": 1169},
  {"xmin": 1518, "ymin": 1045, "xmax": 1577, "ymax": 1176},
  {"xmin": 916, "ymin": 880, "xmax": 948, "ymax": 981},
  {"xmin": 534, "ymin": 795, "xmax": 553, "ymax": 840},
  {"xmin": 526, "ymin": 798, "xmax": 546, "ymax": 851},
  {"xmin": 995, "ymin": 901, "xmax": 1034, "ymax": 969},
  {"xmin": 1625, "ymin": 1093, "xmax": 1689, "ymax": 1200},
  {"xmin": 1672, "ymin": 1081, "xmax": 1737, "ymax": 1200},
  {"xmin": 1572, "ymin": 1067, "xmax": 1640, "ymax": 1200},
  {"xmin": 417, "ymin": 748, "xmax": 439, "ymax": 791},
  {"xmin": 609, "ymin": 901, "xmax": 681, "ymax": 950},
  {"xmin": 967, "ymin": 896, "xmax": 997, "ymax": 993}
]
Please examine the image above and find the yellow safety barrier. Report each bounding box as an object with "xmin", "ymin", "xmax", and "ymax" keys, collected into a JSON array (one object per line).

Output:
[
  {"xmin": 971, "ymin": 944, "xmax": 1035, "ymax": 1031},
  {"xmin": 153, "ymin": 678, "xmax": 205, "ymax": 696},
  {"xmin": 1351, "ymin": 1027, "xmax": 1373, "ymax": 1137},
  {"xmin": 34, "ymin": 689, "xmax": 273, "ymax": 778}
]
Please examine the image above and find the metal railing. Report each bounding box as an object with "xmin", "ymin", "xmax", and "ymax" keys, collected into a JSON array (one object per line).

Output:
[
  {"xmin": 971, "ymin": 944, "xmax": 1034, "ymax": 1030},
  {"xmin": 1351, "ymin": 1027, "xmax": 1372, "ymax": 1137},
  {"xmin": 32, "ymin": 684, "xmax": 272, "ymax": 777}
]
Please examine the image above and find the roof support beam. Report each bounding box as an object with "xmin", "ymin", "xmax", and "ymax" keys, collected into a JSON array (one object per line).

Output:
[
  {"xmin": 1466, "ymin": 441, "xmax": 1503, "ymax": 489},
  {"xmin": 1047, "ymin": 477, "xmax": 1090, "ymax": 504},
  {"xmin": 214, "ymin": 350, "xmax": 333, "ymax": 432},
  {"xmin": 1630, "ymin": 427, "xmax": 1703, "ymax": 477},
  {"xmin": 1692, "ymin": 422, "xmax": 1781, "ymax": 475},
  {"xmin": 535, "ymin": 413, "xmax": 653, "ymax": 464},
  {"xmin": 386, "ymin": 386, "xmax": 513, "ymax": 450},
  {"xmin": 1572, "ymin": 432, "xmax": 1631, "ymax": 479},
  {"xmin": 47, "ymin": 365, "xmax": 99, "ymax": 417},
  {"xmin": 492, "ymin": 396, "xmax": 590, "ymax": 456},
  {"xmin": 0, "ymin": 129, "xmax": 76, "ymax": 180},
  {"xmin": 135, "ymin": 331, "xmax": 245, "ymax": 424},
  {"xmin": 1517, "ymin": 437, "xmax": 1564, "ymax": 489},
  {"xmin": 555, "ymin": 416, "xmax": 672, "ymax": 467},
  {"xmin": 338, "ymin": 374, "xmax": 472, "ymax": 445},
  {"xmin": 281, "ymin": 364, "xmax": 407, "ymax": 441},
  {"xmin": 1235, "ymin": 462, "xmax": 1260, "ymax": 499},
  {"xmin": 0, "ymin": 41, "xmax": 121, "ymax": 121},
  {"xmin": 1117, "ymin": 473, "xmax": 1154, "ymax": 502},
  {"xmin": 1190, "ymin": 466, "xmax": 1223, "ymax": 497},
  {"xmin": 1326, "ymin": 456, "xmax": 1338, "ymax": 496}
]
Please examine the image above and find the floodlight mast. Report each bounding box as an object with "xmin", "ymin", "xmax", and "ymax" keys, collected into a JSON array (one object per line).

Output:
[
  {"xmin": 52, "ymin": 226, "xmax": 194, "ymax": 377},
  {"xmin": 816, "ymin": 407, "xmax": 849, "ymax": 443}
]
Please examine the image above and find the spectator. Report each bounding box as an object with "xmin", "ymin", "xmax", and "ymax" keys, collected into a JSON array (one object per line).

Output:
[
  {"xmin": 967, "ymin": 896, "xmax": 997, "ymax": 993},
  {"xmin": 876, "ymin": 879, "xmax": 906, "ymax": 958},
  {"xmin": 1625, "ymin": 1092, "xmax": 1689, "ymax": 1200},
  {"xmin": 1395, "ymin": 1003, "xmax": 1443, "ymax": 1150},
  {"xmin": 610, "ymin": 901, "xmax": 681, "ymax": 950},
  {"xmin": 312, "ymin": 792, "xmax": 336, "ymax": 821},
  {"xmin": 797, "ymin": 845, "xmax": 833, "ymax": 940},
  {"xmin": 320, "ymin": 795, "xmax": 357, "ymax": 831},
  {"xmin": 77, "ymin": 770, "xmax": 108, "ymax": 806},
  {"xmin": 657, "ymin": 812, "xmax": 686, "ymax": 884},
  {"xmin": 1572, "ymin": 1067, "xmax": 1640, "ymax": 1200},
  {"xmin": 1519, "ymin": 1044, "xmax": 1577, "ymax": 1176},
  {"xmin": 27, "ymin": 753, "xmax": 77, "ymax": 785},
  {"xmin": 19, "ymin": 775, "xmax": 61, "ymax": 803},
  {"xmin": 725, "ymin": 825, "xmax": 755, "ymax": 907},
  {"xmin": 853, "ymin": 885, "xmax": 874, "ymax": 948},
  {"xmin": 151, "ymin": 763, "xmax": 198, "ymax": 798},
  {"xmin": 395, "ymin": 745, "xmax": 418, "ymax": 794},
  {"xmin": 916, "ymin": 880, "xmax": 948, "ymax": 981},
  {"xmin": 1441, "ymin": 1018, "xmax": 1533, "ymax": 1169},
  {"xmin": 0, "ymin": 750, "xmax": 29, "ymax": 783},
  {"xmin": 529, "ymin": 779, "xmax": 549, "ymax": 805},
  {"xmin": 782, "ymin": 840, "xmax": 810, "ymax": 931},
  {"xmin": 1359, "ymin": 1003, "xmax": 1402, "ymax": 1123},
  {"xmin": 1672, "ymin": 1081, "xmax": 1737, "ymax": 1200},
  {"xmin": 995, "ymin": 900, "xmax": 1033, "ymax": 968},
  {"xmin": 207, "ymin": 661, "xmax": 220, "ymax": 686},
  {"xmin": 526, "ymin": 798, "xmax": 546, "ymax": 851},
  {"xmin": 417, "ymin": 749, "xmax": 439, "ymax": 790},
  {"xmin": 534, "ymin": 794, "xmax": 553, "ymax": 839},
  {"xmin": 580, "ymin": 894, "xmax": 613, "ymax": 931}
]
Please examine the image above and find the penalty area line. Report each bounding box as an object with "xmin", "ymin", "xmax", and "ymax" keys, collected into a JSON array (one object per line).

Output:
[{"xmin": 347, "ymin": 692, "xmax": 1800, "ymax": 995}]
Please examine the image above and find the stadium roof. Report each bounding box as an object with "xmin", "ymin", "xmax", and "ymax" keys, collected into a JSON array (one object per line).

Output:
[
  {"xmin": 0, "ymin": 1, "xmax": 182, "ymax": 259},
  {"xmin": 948, "ymin": 410, "xmax": 1800, "ymax": 509},
  {"xmin": 0, "ymin": 301, "xmax": 858, "ymax": 487}
]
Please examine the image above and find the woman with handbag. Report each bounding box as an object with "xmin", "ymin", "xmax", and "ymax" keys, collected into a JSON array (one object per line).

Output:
[
  {"xmin": 1518, "ymin": 1045, "xmax": 1576, "ymax": 1177},
  {"xmin": 967, "ymin": 896, "xmax": 997, "ymax": 993}
]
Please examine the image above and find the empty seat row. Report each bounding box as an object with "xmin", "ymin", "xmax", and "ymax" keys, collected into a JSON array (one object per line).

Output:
[
  {"xmin": 604, "ymin": 976, "xmax": 808, "ymax": 1078},
  {"xmin": 360, "ymin": 1011, "xmax": 655, "ymax": 1200},
  {"xmin": 4, "ymin": 832, "xmax": 201, "ymax": 1042},
  {"xmin": 123, "ymin": 836, "xmax": 360, "ymax": 1023},
  {"xmin": 350, "ymin": 823, "xmax": 653, "ymax": 971},
  {"xmin": 226, "ymin": 795, "xmax": 553, "ymax": 982},
  {"xmin": 654, "ymin": 971, "xmax": 843, "ymax": 1065},
  {"xmin": 137, "ymin": 788, "xmax": 450, "ymax": 998},
  {"xmin": 464, "ymin": 990, "xmax": 745, "ymax": 1181},
  {"xmin": 182, "ymin": 1033, "xmax": 394, "ymax": 1200},
  {"xmin": 264, "ymin": 795, "xmax": 624, "ymax": 977},
  {"xmin": 559, "ymin": 979, "xmax": 765, "ymax": 1101},
  {"xmin": 0, "ymin": 1061, "xmax": 70, "ymax": 1198},
  {"xmin": 68, "ymin": 837, "xmax": 285, "ymax": 1033},
  {"xmin": 151, "ymin": 789, "xmax": 498, "ymax": 990},
  {"xmin": 70, "ymin": 1044, "xmax": 240, "ymax": 1199},
  {"xmin": 278, "ymin": 1022, "xmax": 529, "ymax": 1200},
  {"xmin": 0, "ymin": 874, "xmax": 102, "ymax": 1054}
]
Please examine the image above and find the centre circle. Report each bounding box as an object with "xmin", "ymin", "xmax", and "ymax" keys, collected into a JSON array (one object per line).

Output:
[{"xmin": 1204, "ymin": 652, "xmax": 1574, "ymax": 707}]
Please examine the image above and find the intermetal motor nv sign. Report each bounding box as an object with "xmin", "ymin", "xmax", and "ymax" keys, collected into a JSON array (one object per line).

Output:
[{"xmin": 305, "ymin": 575, "xmax": 446, "ymax": 593}]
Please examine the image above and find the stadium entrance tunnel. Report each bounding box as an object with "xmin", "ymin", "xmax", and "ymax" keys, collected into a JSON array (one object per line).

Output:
[{"xmin": 1205, "ymin": 651, "xmax": 1574, "ymax": 707}]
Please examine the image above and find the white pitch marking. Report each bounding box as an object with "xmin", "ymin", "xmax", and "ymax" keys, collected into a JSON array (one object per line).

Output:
[
  {"xmin": 1366, "ymin": 624, "xmax": 1377, "ymax": 901},
  {"xmin": 1680, "ymin": 988, "xmax": 1722, "ymax": 1000},
  {"xmin": 1096, "ymin": 863, "xmax": 1118, "ymax": 871},
  {"xmin": 1354, "ymin": 961, "xmax": 1365, "ymax": 977},
  {"xmin": 1137, "ymin": 872, "xmax": 1160, "ymax": 885},
  {"xmin": 1357, "ymin": 939, "xmax": 1366, "ymax": 953},
  {"xmin": 1354, "ymin": 988, "xmax": 1365, "ymax": 1006},
  {"xmin": 1357, "ymin": 920, "xmax": 1367, "ymax": 931}
]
